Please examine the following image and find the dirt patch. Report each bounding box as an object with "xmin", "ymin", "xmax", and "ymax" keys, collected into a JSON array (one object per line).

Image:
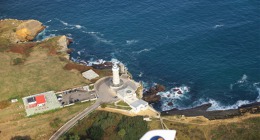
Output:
[
  {"xmin": 8, "ymin": 42, "xmax": 36, "ymax": 56},
  {"xmin": 64, "ymin": 63, "xmax": 92, "ymax": 73},
  {"xmin": 0, "ymin": 100, "xmax": 10, "ymax": 109}
]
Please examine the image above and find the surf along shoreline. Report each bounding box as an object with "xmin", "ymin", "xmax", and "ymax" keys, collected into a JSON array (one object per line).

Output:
[
  {"xmin": 142, "ymin": 84, "xmax": 260, "ymax": 120},
  {"xmin": 2, "ymin": 18, "xmax": 258, "ymax": 121}
]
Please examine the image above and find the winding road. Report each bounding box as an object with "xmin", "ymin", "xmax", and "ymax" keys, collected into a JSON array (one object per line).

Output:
[{"xmin": 49, "ymin": 77, "xmax": 118, "ymax": 140}]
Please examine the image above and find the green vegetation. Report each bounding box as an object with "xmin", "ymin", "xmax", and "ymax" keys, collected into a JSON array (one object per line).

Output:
[
  {"xmin": 159, "ymin": 116, "xmax": 260, "ymax": 140},
  {"xmin": 13, "ymin": 58, "xmax": 24, "ymax": 65},
  {"xmin": 100, "ymin": 103, "xmax": 107, "ymax": 108},
  {"xmin": 210, "ymin": 117, "xmax": 260, "ymax": 140},
  {"xmin": 50, "ymin": 117, "xmax": 62, "ymax": 128},
  {"xmin": 116, "ymin": 100, "xmax": 129, "ymax": 106},
  {"xmin": 107, "ymin": 103, "xmax": 132, "ymax": 110},
  {"xmin": 0, "ymin": 47, "xmax": 90, "ymax": 101},
  {"xmin": 89, "ymin": 84, "xmax": 94, "ymax": 90},
  {"xmin": 61, "ymin": 111, "xmax": 149, "ymax": 140}
]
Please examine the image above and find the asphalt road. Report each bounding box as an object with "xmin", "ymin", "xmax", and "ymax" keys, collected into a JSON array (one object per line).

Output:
[{"xmin": 49, "ymin": 77, "xmax": 118, "ymax": 140}]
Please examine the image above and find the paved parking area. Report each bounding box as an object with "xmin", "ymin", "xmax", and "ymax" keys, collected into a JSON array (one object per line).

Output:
[{"xmin": 58, "ymin": 90, "xmax": 97, "ymax": 105}]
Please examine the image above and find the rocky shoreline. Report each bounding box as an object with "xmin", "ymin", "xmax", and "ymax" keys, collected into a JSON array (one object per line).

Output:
[
  {"xmin": 143, "ymin": 84, "xmax": 260, "ymax": 120},
  {"xmin": 161, "ymin": 102, "xmax": 260, "ymax": 120}
]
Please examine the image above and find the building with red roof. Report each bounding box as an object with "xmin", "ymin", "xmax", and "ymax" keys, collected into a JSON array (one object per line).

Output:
[{"xmin": 35, "ymin": 95, "xmax": 46, "ymax": 106}]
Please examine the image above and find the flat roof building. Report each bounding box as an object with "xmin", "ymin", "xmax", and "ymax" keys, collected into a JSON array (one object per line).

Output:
[
  {"xmin": 117, "ymin": 86, "xmax": 148, "ymax": 113},
  {"xmin": 82, "ymin": 69, "xmax": 99, "ymax": 80}
]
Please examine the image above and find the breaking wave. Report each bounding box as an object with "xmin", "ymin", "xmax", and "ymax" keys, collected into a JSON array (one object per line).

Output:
[
  {"xmin": 213, "ymin": 24, "xmax": 224, "ymax": 29},
  {"xmin": 55, "ymin": 18, "xmax": 85, "ymax": 29},
  {"xmin": 126, "ymin": 39, "xmax": 139, "ymax": 45},
  {"xmin": 35, "ymin": 29, "xmax": 56, "ymax": 41},
  {"xmin": 133, "ymin": 48, "xmax": 153, "ymax": 54},
  {"xmin": 157, "ymin": 74, "xmax": 260, "ymax": 111},
  {"xmin": 207, "ymin": 99, "xmax": 251, "ymax": 111}
]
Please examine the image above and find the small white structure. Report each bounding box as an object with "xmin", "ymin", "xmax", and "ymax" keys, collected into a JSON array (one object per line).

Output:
[
  {"xmin": 130, "ymin": 99, "xmax": 148, "ymax": 113},
  {"xmin": 82, "ymin": 69, "xmax": 99, "ymax": 80},
  {"xmin": 112, "ymin": 63, "xmax": 120, "ymax": 85},
  {"xmin": 11, "ymin": 99, "xmax": 18, "ymax": 103},
  {"xmin": 119, "ymin": 62, "xmax": 126, "ymax": 74},
  {"xmin": 117, "ymin": 86, "xmax": 148, "ymax": 113}
]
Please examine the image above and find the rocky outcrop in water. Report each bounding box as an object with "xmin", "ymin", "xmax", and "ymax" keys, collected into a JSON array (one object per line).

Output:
[{"xmin": 142, "ymin": 84, "xmax": 165, "ymax": 104}]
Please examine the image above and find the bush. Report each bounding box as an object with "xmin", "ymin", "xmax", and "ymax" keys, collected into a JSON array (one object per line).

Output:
[
  {"xmin": 13, "ymin": 58, "xmax": 23, "ymax": 65},
  {"xmin": 100, "ymin": 103, "xmax": 107, "ymax": 108},
  {"xmin": 87, "ymin": 125, "xmax": 104, "ymax": 140},
  {"xmin": 118, "ymin": 129, "xmax": 126, "ymax": 138}
]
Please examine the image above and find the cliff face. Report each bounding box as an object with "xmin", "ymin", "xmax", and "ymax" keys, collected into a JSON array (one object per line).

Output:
[
  {"xmin": 0, "ymin": 19, "xmax": 72, "ymax": 59},
  {"xmin": 0, "ymin": 19, "xmax": 44, "ymax": 44},
  {"xmin": 15, "ymin": 20, "xmax": 45, "ymax": 42}
]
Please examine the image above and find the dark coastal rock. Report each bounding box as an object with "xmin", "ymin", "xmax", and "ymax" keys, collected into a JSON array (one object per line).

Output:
[
  {"xmin": 162, "ymin": 102, "xmax": 260, "ymax": 120},
  {"xmin": 168, "ymin": 102, "xmax": 173, "ymax": 106},
  {"xmin": 142, "ymin": 84, "xmax": 165, "ymax": 104},
  {"xmin": 92, "ymin": 62, "xmax": 112, "ymax": 69},
  {"xmin": 162, "ymin": 103, "xmax": 240, "ymax": 120},
  {"xmin": 238, "ymin": 102, "xmax": 260, "ymax": 114}
]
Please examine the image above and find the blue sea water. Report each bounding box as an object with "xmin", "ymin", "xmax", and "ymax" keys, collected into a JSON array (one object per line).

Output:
[{"xmin": 1, "ymin": 0, "xmax": 260, "ymax": 111}]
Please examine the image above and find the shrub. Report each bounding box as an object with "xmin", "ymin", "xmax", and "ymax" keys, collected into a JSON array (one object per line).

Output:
[
  {"xmin": 87, "ymin": 125, "xmax": 104, "ymax": 140},
  {"xmin": 13, "ymin": 58, "xmax": 23, "ymax": 65},
  {"xmin": 100, "ymin": 103, "xmax": 107, "ymax": 108},
  {"xmin": 118, "ymin": 129, "xmax": 126, "ymax": 138}
]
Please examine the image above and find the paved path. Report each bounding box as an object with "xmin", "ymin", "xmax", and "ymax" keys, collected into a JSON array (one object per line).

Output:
[{"xmin": 49, "ymin": 77, "xmax": 118, "ymax": 140}]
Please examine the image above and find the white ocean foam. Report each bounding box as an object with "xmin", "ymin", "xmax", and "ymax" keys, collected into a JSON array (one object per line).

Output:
[
  {"xmin": 75, "ymin": 25, "xmax": 82, "ymax": 29},
  {"xmin": 83, "ymin": 31, "xmax": 113, "ymax": 45},
  {"xmin": 66, "ymin": 33, "xmax": 72, "ymax": 37},
  {"xmin": 126, "ymin": 39, "xmax": 139, "ymax": 45},
  {"xmin": 77, "ymin": 49, "xmax": 86, "ymax": 56},
  {"xmin": 60, "ymin": 20, "xmax": 68, "ymax": 26},
  {"xmin": 82, "ymin": 31, "xmax": 101, "ymax": 35},
  {"xmin": 46, "ymin": 20, "xmax": 52, "ymax": 23},
  {"xmin": 134, "ymin": 48, "xmax": 152, "ymax": 54},
  {"xmin": 35, "ymin": 29, "xmax": 56, "ymax": 41},
  {"xmin": 55, "ymin": 18, "xmax": 85, "ymax": 29},
  {"xmin": 138, "ymin": 72, "xmax": 143, "ymax": 77},
  {"xmin": 157, "ymin": 85, "xmax": 191, "ymax": 111},
  {"xmin": 238, "ymin": 74, "xmax": 248, "ymax": 83},
  {"xmin": 253, "ymin": 83, "xmax": 260, "ymax": 102},
  {"xmin": 207, "ymin": 99, "xmax": 251, "ymax": 111},
  {"xmin": 213, "ymin": 24, "xmax": 224, "ymax": 29}
]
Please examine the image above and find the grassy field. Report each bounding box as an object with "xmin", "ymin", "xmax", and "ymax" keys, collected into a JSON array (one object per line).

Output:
[
  {"xmin": 0, "ymin": 47, "xmax": 89, "ymax": 102},
  {"xmin": 0, "ymin": 101, "xmax": 94, "ymax": 140},
  {"xmin": 146, "ymin": 114, "xmax": 260, "ymax": 140}
]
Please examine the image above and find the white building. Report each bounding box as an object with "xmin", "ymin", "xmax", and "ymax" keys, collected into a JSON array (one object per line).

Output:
[
  {"xmin": 82, "ymin": 69, "xmax": 99, "ymax": 80},
  {"xmin": 117, "ymin": 86, "xmax": 148, "ymax": 113}
]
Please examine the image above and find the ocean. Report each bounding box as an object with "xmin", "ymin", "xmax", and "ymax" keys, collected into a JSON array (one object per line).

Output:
[{"xmin": 1, "ymin": 0, "xmax": 259, "ymax": 111}]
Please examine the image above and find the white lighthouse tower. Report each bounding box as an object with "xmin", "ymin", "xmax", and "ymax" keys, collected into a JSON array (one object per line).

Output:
[{"xmin": 112, "ymin": 62, "xmax": 120, "ymax": 86}]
